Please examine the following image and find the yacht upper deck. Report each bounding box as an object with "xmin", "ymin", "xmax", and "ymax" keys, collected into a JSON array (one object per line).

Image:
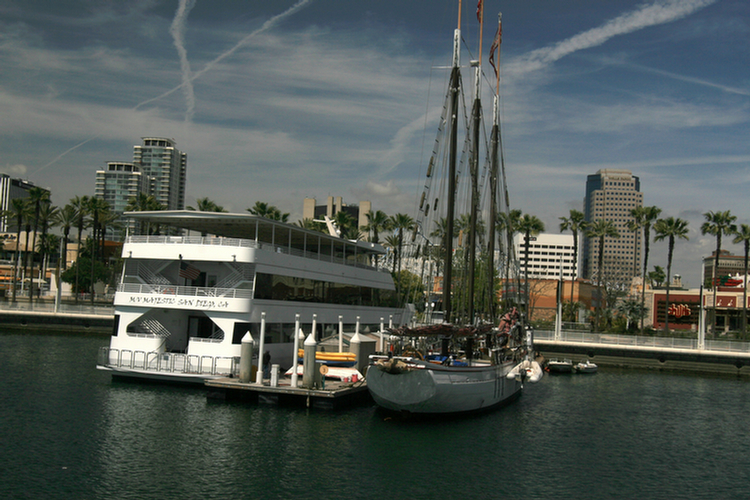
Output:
[{"xmin": 125, "ymin": 210, "xmax": 387, "ymax": 271}]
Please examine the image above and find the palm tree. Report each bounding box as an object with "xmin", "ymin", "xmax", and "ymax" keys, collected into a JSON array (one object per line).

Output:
[
  {"xmin": 516, "ymin": 213, "xmax": 545, "ymax": 317},
  {"xmin": 389, "ymin": 213, "xmax": 415, "ymax": 274},
  {"xmin": 3, "ymin": 198, "xmax": 30, "ymax": 302},
  {"xmin": 654, "ymin": 217, "xmax": 689, "ymax": 332},
  {"xmin": 628, "ymin": 205, "xmax": 661, "ymax": 334},
  {"xmin": 87, "ymin": 197, "xmax": 112, "ymax": 304},
  {"xmin": 383, "ymin": 234, "xmax": 400, "ymax": 274},
  {"xmin": 35, "ymin": 202, "xmax": 58, "ymax": 300},
  {"xmin": 559, "ymin": 209, "xmax": 586, "ymax": 304},
  {"xmin": 188, "ymin": 197, "xmax": 227, "ymax": 212},
  {"xmin": 71, "ymin": 196, "xmax": 90, "ymax": 303},
  {"xmin": 52, "ymin": 204, "xmax": 77, "ymax": 270},
  {"xmin": 648, "ymin": 265, "xmax": 666, "ymax": 288},
  {"xmin": 701, "ymin": 210, "xmax": 736, "ymax": 335},
  {"xmin": 732, "ymin": 224, "xmax": 750, "ymax": 336},
  {"xmin": 585, "ymin": 218, "xmax": 620, "ymax": 331},
  {"xmin": 361, "ymin": 210, "xmax": 391, "ymax": 267},
  {"xmin": 125, "ymin": 193, "xmax": 164, "ymax": 234},
  {"xmin": 27, "ymin": 187, "xmax": 51, "ymax": 299},
  {"xmin": 332, "ymin": 211, "xmax": 358, "ymax": 240}
]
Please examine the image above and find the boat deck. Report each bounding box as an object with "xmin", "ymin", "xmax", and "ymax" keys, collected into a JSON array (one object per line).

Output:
[{"xmin": 205, "ymin": 377, "xmax": 371, "ymax": 410}]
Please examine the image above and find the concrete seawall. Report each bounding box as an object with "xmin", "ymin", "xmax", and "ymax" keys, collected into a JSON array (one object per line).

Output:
[
  {"xmin": 536, "ymin": 339, "xmax": 750, "ymax": 376},
  {"xmin": 0, "ymin": 309, "xmax": 114, "ymax": 334}
]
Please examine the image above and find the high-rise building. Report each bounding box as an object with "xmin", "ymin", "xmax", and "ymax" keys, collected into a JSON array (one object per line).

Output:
[
  {"xmin": 582, "ymin": 169, "xmax": 643, "ymax": 283},
  {"xmin": 95, "ymin": 138, "xmax": 187, "ymax": 239},
  {"xmin": 132, "ymin": 137, "xmax": 186, "ymax": 210},
  {"xmin": 0, "ymin": 174, "xmax": 47, "ymax": 233},
  {"xmin": 94, "ymin": 162, "xmax": 149, "ymax": 236}
]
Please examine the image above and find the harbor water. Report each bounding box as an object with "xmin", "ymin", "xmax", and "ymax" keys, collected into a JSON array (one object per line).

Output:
[{"xmin": 2, "ymin": 331, "xmax": 750, "ymax": 499}]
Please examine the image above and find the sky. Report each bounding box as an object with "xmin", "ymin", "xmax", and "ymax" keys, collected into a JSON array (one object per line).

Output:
[{"xmin": 1, "ymin": 0, "xmax": 749, "ymax": 288}]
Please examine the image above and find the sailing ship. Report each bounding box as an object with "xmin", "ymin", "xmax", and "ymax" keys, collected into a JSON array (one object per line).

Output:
[
  {"xmin": 96, "ymin": 211, "xmax": 409, "ymax": 383},
  {"xmin": 366, "ymin": 4, "xmax": 542, "ymax": 415}
]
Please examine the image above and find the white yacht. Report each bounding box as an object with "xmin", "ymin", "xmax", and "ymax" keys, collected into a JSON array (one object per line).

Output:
[{"xmin": 96, "ymin": 211, "xmax": 408, "ymax": 383}]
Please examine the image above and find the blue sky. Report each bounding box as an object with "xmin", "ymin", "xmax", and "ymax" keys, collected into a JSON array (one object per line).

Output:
[{"xmin": 1, "ymin": 0, "xmax": 749, "ymax": 287}]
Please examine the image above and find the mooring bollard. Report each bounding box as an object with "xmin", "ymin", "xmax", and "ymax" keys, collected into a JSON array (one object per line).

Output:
[
  {"xmin": 239, "ymin": 332, "xmax": 255, "ymax": 383},
  {"xmin": 270, "ymin": 364, "xmax": 280, "ymax": 387},
  {"xmin": 302, "ymin": 332, "xmax": 318, "ymax": 388}
]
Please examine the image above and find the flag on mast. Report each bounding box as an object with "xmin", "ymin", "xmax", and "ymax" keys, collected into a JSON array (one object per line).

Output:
[{"xmin": 488, "ymin": 17, "xmax": 502, "ymax": 79}]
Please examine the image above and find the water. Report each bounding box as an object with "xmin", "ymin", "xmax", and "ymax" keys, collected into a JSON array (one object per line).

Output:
[{"xmin": 2, "ymin": 332, "xmax": 750, "ymax": 499}]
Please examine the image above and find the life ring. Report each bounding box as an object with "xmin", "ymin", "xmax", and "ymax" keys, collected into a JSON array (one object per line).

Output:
[{"xmin": 163, "ymin": 287, "xmax": 175, "ymax": 294}]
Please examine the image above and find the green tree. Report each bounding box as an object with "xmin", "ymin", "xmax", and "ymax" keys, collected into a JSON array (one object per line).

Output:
[
  {"xmin": 701, "ymin": 210, "xmax": 736, "ymax": 336},
  {"xmin": 585, "ymin": 218, "xmax": 620, "ymax": 331},
  {"xmin": 648, "ymin": 265, "xmax": 666, "ymax": 288},
  {"xmin": 383, "ymin": 234, "xmax": 400, "ymax": 275},
  {"xmin": 60, "ymin": 257, "xmax": 110, "ymax": 295},
  {"xmin": 70, "ymin": 195, "xmax": 90, "ymax": 303},
  {"xmin": 654, "ymin": 217, "xmax": 689, "ymax": 333},
  {"xmin": 392, "ymin": 269, "xmax": 425, "ymax": 308},
  {"xmin": 628, "ymin": 205, "xmax": 661, "ymax": 334},
  {"xmin": 559, "ymin": 209, "xmax": 586, "ymax": 304},
  {"xmin": 732, "ymin": 224, "xmax": 750, "ymax": 335}
]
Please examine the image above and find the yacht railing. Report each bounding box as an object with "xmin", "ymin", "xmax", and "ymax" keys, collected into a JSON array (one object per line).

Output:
[
  {"xmin": 535, "ymin": 330, "xmax": 750, "ymax": 354},
  {"xmin": 117, "ymin": 283, "xmax": 254, "ymax": 299},
  {"xmin": 97, "ymin": 346, "xmax": 240, "ymax": 377},
  {"xmin": 125, "ymin": 235, "xmax": 390, "ymax": 273}
]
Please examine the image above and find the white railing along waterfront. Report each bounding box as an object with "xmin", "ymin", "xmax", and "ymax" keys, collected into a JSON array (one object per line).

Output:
[
  {"xmin": 535, "ymin": 329, "xmax": 750, "ymax": 354},
  {"xmin": 0, "ymin": 301, "xmax": 114, "ymax": 316},
  {"xmin": 97, "ymin": 346, "xmax": 240, "ymax": 377}
]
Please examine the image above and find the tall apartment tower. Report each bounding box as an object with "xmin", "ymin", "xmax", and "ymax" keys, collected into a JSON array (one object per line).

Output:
[
  {"xmin": 0, "ymin": 174, "xmax": 47, "ymax": 233},
  {"xmin": 94, "ymin": 162, "xmax": 149, "ymax": 236},
  {"xmin": 582, "ymin": 169, "xmax": 643, "ymax": 283},
  {"xmin": 132, "ymin": 137, "xmax": 186, "ymax": 210}
]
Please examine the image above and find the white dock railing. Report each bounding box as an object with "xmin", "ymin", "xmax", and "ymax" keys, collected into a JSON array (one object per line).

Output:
[
  {"xmin": 97, "ymin": 346, "xmax": 240, "ymax": 378},
  {"xmin": 534, "ymin": 329, "xmax": 750, "ymax": 354}
]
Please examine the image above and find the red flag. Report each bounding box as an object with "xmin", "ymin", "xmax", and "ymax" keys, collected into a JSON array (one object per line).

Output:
[
  {"xmin": 488, "ymin": 25, "xmax": 500, "ymax": 78},
  {"xmin": 476, "ymin": 1, "xmax": 483, "ymax": 22}
]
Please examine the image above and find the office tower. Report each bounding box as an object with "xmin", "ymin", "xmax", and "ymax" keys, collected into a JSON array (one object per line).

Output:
[
  {"xmin": 0, "ymin": 174, "xmax": 47, "ymax": 233},
  {"xmin": 132, "ymin": 137, "xmax": 186, "ymax": 210},
  {"xmin": 582, "ymin": 169, "xmax": 643, "ymax": 283},
  {"xmin": 94, "ymin": 162, "xmax": 149, "ymax": 236}
]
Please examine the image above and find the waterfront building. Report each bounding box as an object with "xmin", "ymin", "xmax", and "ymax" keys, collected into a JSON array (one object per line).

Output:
[
  {"xmin": 0, "ymin": 174, "xmax": 48, "ymax": 233},
  {"xmin": 302, "ymin": 196, "xmax": 371, "ymax": 233},
  {"xmin": 513, "ymin": 233, "xmax": 577, "ymax": 280},
  {"xmin": 582, "ymin": 169, "xmax": 643, "ymax": 284},
  {"xmin": 702, "ymin": 250, "xmax": 748, "ymax": 288},
  {"xmin": 94, "ymin": 162, "xmax": 149, "ymax": 237}
]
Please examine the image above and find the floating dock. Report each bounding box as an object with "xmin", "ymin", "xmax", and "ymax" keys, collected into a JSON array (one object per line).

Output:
[{"xmin": 205, "ymin": 378, "xmax": 372, "ymax": 410}]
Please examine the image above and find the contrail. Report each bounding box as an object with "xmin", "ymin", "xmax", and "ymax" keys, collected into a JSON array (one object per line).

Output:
[
  {"xmin": 508, "ymin": 0, "xmax": 717, "ymax": 75},
  {"xmin": 136, "ymin": 0, "xmax": 312, "ymax": 110},
  {"xmin": 34, "ymin": 0, "xmax": 313, "ymax": 174},
  {"xmin": 170, "ymin": 0, "xmax": 197, "ymax": 122}
]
